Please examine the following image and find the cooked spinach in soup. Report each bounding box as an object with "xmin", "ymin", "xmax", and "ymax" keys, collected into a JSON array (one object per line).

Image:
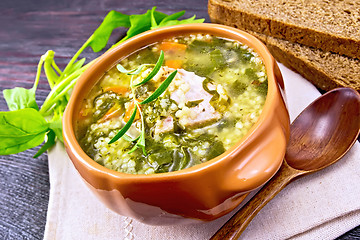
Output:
[{"xmin": 76, "ymin": 34, "xmax": 268, "ymax": 174}]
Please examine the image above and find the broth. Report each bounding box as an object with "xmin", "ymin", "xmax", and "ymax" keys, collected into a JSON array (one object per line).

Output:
[{"xmin": 76, "ymin": 34, "xmax": 268, "ymax": 174}]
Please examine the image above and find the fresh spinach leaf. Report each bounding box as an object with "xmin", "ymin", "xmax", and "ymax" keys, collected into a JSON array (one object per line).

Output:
[
  {"xmin": 111, "ymin": 7, "xmax": 201, "ymax": 48},
  {"xmin": 49, "ymin": 116, "xmax": 63, "ymax": 142},
  {"xmin": 156, "ymin": 11, "xmax": 186, "ymax": 27},
  {"xmin": 33, "ymin": 129, "xmax": 56, "ymax": 158},
  {"xmin": 40, "ymin": 65, "xmax": 89, "ymax": 116},
  {"xmin": 88, "ymin": 10, "xmax": 131, "ymax": 52},
  {"xmin": 3, "ymin": 87, "xmax": 38, "ymax": 111},
  {"xmin": 157, "ymin": 15, "xmax": 204, "ymax": 28},
  {"xmin": 119, "ymin": 7, "xmax": 166, "ymax": 44},
  {"xmin": 0, "ymin": 108, "xmax": 48, "ymax": 155},
  {"xmin": 60, "ymin": 10, "xmax": 130, "ymax": 79},
  {"xmin": 2, "ymin": 51, "xmax": 47, "ymax": 111},
  {"xmin": 64, "ymin": 58, "xmax": 86, "ymax": 78}
]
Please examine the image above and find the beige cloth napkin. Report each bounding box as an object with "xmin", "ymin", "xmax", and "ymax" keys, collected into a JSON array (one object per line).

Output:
[{"xmin": 44, "ymin": 64, "xmax": 360, "ymax": 240}]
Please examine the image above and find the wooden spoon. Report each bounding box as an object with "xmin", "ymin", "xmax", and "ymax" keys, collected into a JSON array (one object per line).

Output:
[{"xmin": 211, "ymin": 88, "xmax": 360, "ymax": 240}]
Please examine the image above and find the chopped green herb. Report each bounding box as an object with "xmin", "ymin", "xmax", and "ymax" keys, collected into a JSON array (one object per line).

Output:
[
  {"xmin": 109, "ymin": 52, "xmax": 178, "ymax": 155},
  {"xmin": 133, "ymin": 51, "xmax": 164, "ymax": 86},
  {"xmin": 185, "ymin": 99, "xmax": 203, "ymax": 108},
  {"xmin": 108, "ymin": 106, "xmax": 137, "ymax": 144},
  {"xmin": 140, "ymin": 70, "xmax": 177, "ymax": 104}
]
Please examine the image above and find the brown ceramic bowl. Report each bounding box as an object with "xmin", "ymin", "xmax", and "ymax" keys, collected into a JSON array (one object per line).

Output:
[{"xmin": 63, "ymin": 23, "xmax": 290, "ymax": 225}]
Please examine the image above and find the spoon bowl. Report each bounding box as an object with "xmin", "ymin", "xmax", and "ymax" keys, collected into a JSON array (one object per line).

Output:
[
  {"xmin": 211, "ymin": 87, "xmax": 360, "ymax": 239},
  {"xmin": 286, "ymin": 88, "xmax": 360, "ymax": 171}
]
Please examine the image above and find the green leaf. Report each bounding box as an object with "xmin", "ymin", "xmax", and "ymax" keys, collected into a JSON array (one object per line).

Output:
[
  {"xmin": 185, "ymin": 99, "xmax": 203, "ymax": 108},
  {"xmin": 40, "ymin": 64, "xmax": 89, "ymax": 116},
  {"xmin": 111, "ymin": 7, "xmax": 168, "ymax": 48},
  {"xmin": 150, "ymin": 7, "xmax": 159, "ymax": 29},
  {"xmin": 133, "ymin": 50, "xmax": 164, "ymax": 87},
  {"xmin": 65, "ymin": 58, "xmax": 86, "ymax": 76},
  {"xmin": 123, "ymin": 9, "xmax": 156, "ymax": 42},
  {"xmin": 157, "ymin": 15, "xmax": 205, "ymax": 28},
  {"xmin": 160, "ymin": 11, "xmax": 185, "ymax": 23},
  {"xmin": 108, "ymin": 106, "xmax": 137, "ymax": 144},
  {"xmin": 0, "ymin": 108, "xmax": 48, "ymax": 155},
  {"xmin": 152, "ymin": 9, "xmax": 169, "ymax": 23},
  {"xmin": 49, "ymin": 116, "xmax": 63, "ymax": 142},
  {"xmin": 60, "ymin": 11, "xmax": 130, "ymax": 78},
  {"xmin": 2, "ymin": 51, "xmax": 48, "ymax": 111},
  {"xmin": 33, "ymin": 129, "xmax": 56, "ymax": 158},
  {"xmin": 3, "ymin": 87, "xmax": 38, "ymax": 111},
  {"xmin": 88, "ymin": 10, "xmax": 131, "ymax": 52},
  {"xmin": 152, "ymin": 11, "xmax": 185, "ymax": 29},
  {"xmin": 116, "ymin": 64, "xmax": 147, "ymax": 75},
  {"xmin": 140, "ymin": 70, "xmax": 177, "ymax": 104}
]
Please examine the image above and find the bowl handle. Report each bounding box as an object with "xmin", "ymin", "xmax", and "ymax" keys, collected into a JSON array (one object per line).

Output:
[{"xmin": 222, "ymin": 124, "xmax": 287, "ymax": 193}]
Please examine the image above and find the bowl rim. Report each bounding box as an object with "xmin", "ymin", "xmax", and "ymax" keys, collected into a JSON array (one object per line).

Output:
[{"xmin": 63, "ymin": 23, "xmax": 281, "ymax": 182}]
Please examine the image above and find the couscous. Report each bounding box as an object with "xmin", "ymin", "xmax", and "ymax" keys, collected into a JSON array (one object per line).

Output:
[{"xmin": 76, "ymin": 34, "xmax": 268, "ymax": 174}]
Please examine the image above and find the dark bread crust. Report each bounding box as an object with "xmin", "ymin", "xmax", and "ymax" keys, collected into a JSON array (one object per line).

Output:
[
  {"xmin": 251, "ymin": 32, "xmax": 360, "ymax": 92},
  {"xmin": 208, "ymin": 0, "xmax": 360, "ymax": 59}
]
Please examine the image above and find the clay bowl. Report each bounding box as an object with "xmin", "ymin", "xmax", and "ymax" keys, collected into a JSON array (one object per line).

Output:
[{"xmin": 63, "ymin": 23, "xmax": 290, "ymax": 225}]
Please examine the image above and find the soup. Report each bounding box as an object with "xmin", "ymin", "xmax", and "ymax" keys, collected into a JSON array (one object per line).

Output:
[{"xmin": 76, "ymin": 34, "xmax": 268, "ymax": 174}]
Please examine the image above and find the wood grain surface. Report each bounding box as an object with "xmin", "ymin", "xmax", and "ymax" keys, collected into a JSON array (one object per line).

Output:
[{"xmin": 0, "ymin": 0, "xmax": 359, "ymax": 239}]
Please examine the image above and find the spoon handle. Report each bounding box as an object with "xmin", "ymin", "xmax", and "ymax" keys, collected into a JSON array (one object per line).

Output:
[{"xmin": 210, "ymin": 161, "xmax": 304, "ymax": 240}]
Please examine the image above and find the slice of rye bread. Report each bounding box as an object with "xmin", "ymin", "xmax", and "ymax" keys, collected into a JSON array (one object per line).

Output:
[
  {"xmin": 208, "ymin": 0, "xmax": 360, "ymax": 59},
  {"xmin": 247, "ymin": 31, "xmax": 360, "ymax": 92}
]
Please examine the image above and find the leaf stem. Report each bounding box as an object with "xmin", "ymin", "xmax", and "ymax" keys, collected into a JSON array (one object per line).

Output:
[
  {"xmin": 32, "ymin": 52, "xmax": 47, "ymax": 90},
  {"xmin": 43, "ymin": 52, "xmax": 59, "ymax": 89},
  {"xmin": 60, "ymin": 37, "xmax": 92, "ymax": 80},
  {"xmin": 51, "ymin": 60, "xmax": 62, "ymax": 75},
  {"xmin": 39, "ymin": 61, "xmax": 92, "ymax": 115}
]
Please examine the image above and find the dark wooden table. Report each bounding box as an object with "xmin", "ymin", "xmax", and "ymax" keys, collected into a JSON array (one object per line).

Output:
[{"xmin": 0, "ymin": 0, "xmax": 359, "ymax": 239}]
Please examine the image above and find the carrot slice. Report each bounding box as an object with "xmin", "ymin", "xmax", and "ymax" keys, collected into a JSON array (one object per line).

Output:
[
  {"xmin": 165, "ymin": 59, "xmax": 183, "ymax": 69},
  {"xmin": 159, "ymin": 42, "xmax": 187, "ymax": 53},
  {"xmin": 99, "ymin": 107, "xmax": 122, "ymax": 123},
  {"xmin": 124, "ymin": 101, "xmax": 140, "ymax": 122},
  {"xmin": 104, "ymin": 86, "xmax": 129, "ymax": 95}
]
